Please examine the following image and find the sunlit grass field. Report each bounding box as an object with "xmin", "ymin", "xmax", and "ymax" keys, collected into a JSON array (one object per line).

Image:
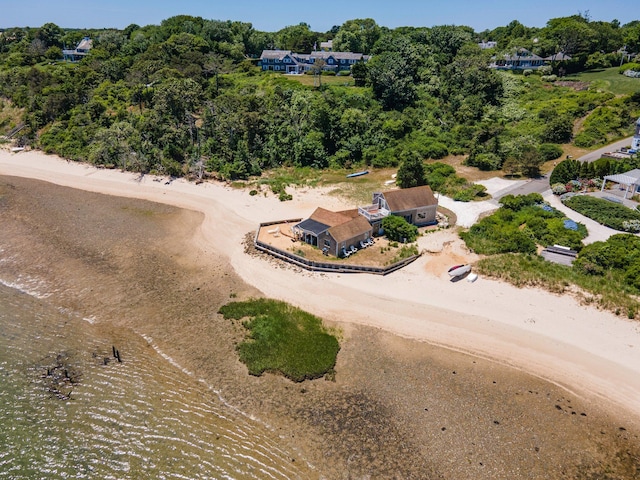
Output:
[{"xmin": 568, "ymin": 67, "xmax": 640, "ymax": 96}]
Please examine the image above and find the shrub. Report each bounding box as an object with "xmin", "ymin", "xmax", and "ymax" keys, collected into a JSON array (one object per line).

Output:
[
  {"xmin": 453, "ymin": 183, "xmax": 487, "ymax": 202},
  {"xmin": 552, "ymin": 183, "xmax": 567, "ymax": 194},
  {"xmin": 619, "ymin": 62, "xmax": 640, "ymax": 74},
  {"xmin": 472, "ymin": 152, "xmax": 503, "ymax": 171},
  {"xmin": 538, "ymin": 65, "xmax": 552, "ymax": 75},
  {"xmin": 538, "ymin": 143, "xmax": 563, "ymax": 161},
  {"xmin": 541, "ymin": 75, "xmax": 557, "ymax": 82},
  {"xmin": 499, "ymin": 193, "xmax": 544, "ymax": 211},
  {"xmin": 622, "ymin": 219, "xmax": 640, "ymax": 233},
  {"xmin": 550, "ymin": 159, "xmax": 581, "ymax": 185},
  {"xmin": 382, "ymin": 215, "xmax": 419, "ymax": 242}
]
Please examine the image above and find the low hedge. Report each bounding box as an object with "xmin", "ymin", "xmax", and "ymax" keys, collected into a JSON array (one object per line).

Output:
[{"xmin": 563, "ymin": 195, "xmax": 640, "ymax": 232}]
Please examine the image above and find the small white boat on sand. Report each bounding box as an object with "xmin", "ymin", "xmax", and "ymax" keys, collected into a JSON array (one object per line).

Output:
[{"xmin": 448, "ymin": 264, "xmax": 471, "ymax": 278}]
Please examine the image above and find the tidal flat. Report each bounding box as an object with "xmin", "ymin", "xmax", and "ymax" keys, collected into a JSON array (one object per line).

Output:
[{"xmin": 0, "ymin": 174, "xmax": 638, "ymax": 479}]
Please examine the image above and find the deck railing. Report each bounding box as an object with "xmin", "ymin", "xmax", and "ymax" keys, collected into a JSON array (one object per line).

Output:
[
  {"xmin": 254, "ymin": 221, "xmax": 419, "ymax": 275},
  {"xmin": 357, "ymin": 205, "xmax": 390, "ymax": 222}
]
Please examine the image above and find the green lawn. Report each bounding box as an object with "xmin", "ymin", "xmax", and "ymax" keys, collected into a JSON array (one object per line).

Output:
[
  {"xmin": 568, "ymin": 67, "xmax": 640, "ymax": 96},
  {"xmin": 284, "ymin": 73, "xmax": 355, "ymax": 87}
]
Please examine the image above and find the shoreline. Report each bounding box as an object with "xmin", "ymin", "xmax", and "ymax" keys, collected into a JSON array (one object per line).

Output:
[{"xmin": 2, "ymin": 149, "xmax": 640, "ymax": 426}]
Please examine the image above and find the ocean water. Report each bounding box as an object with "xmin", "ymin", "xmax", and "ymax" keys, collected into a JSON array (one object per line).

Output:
[{"xmin": 0, "ymin": 282, "xmax": 311, "ymax": 480}]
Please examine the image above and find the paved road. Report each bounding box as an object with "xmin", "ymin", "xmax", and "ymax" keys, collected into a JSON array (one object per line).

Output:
[{"xmin": 577, "ymin": 136, "xmax": 634, "ymax": 163}]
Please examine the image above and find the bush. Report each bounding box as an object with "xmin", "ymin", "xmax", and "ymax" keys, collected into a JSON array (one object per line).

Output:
[
  {"xmin": 550, "ymin": 159, "xmax": 581, "ymax": 185},
  {"xmin": 619, "ymin": 62, "xmax": 640, "ymax": 74},
  {"xmin": 382, "ymin": 215, "xmax": 419, "ymax": 242},
  {"xmin": 453, "ymin": 183, "xmax": 487, "ymax": 202},
  {"xmin": 472, "ymin": 152, "xmax": 503, "ymax": 171},
  {"xmin": 541, "ymin": 75, "xmax": 557, "ymax": 82},
  {"xmin": 552, "ymin": 183, "xmax": 567, "ymax": 194},
  {"xmin": 538, "ymin": 143, "xmax": 563, "ymax": 161}
]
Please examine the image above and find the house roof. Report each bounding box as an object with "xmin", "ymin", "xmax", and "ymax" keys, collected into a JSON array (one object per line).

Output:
[
  {"xmin": 544, "ymin": 52, "xmax": 572, "ymax": 61},
  {"xmin": 295, "ymin": 218, "xmax": 331, "ymax": 236},
  {"xmin": 328, "ymin": 216, "xmax": 372, "ymax": 243},
  {"xmin": 336, "ymin": 208, "xmax": 360, "ymax": 219},
  {"xmin": 310, "ymin": 207, "xmax": 351, "ymax": 227},
  {"xmin": 260, "ymin": 50, "xmax": 295, "ymax": 61},
  {"xmin": 260, "ymin": 49, "xmax": 368, "ymax": 63},
  {"xmin": 502, "ymin": 48, "xmax": 543, "ymax": 61},
  {"xmin": 76, "ymin": 37, "xmax": 92, "ymax": 51},
  {"xmin": 309, "ymin": 51, "xmax": 367, "ymax": 61},
  {"xmin": 381, "ymin": 185, "xmax": 437, "ymax": 212},
  {"xmin": 604, "ymin": 169, "xmax": 640, "ymax": 185}
]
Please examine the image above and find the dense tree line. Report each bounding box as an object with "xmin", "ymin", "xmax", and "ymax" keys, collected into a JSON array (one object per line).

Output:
[{"xmin": 0, "ymin": 14, "xmax": 639, "ymax": 179}]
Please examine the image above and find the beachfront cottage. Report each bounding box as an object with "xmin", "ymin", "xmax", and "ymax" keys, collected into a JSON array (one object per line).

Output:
[
  {"xmin": 371, "ymin": 185, "xmax": 438, "ymax": 231},
  {"xmin": 293, "ymin": 207, "xmax": 373, "ymax": 257}
]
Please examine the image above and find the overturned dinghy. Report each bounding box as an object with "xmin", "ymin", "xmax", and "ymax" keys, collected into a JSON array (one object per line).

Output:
[{"xmin": 448, "ymin": 264, "xmax": 471, "ymax": 278}]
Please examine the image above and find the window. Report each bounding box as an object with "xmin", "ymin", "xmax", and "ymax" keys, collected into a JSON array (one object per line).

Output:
[{"xmin": 324, "ymin": 239, "xmax": 331, "ymax": 247}]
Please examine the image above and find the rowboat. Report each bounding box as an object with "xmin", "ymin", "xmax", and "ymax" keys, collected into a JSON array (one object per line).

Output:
[
  {"xmin": 346, "ymin": 170, "xmax": 369, "ymax": 178},
  {"xmin": 448, "ymin": 264, "xmax": 471, "ymax": 278}
]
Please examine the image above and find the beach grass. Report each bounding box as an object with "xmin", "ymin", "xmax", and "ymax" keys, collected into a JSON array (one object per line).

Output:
[
  {"xmin": 219, "ymin": 298, "xmax": 340, "ymax": 382},
  {"xmin": 476, "ymin": 253, "xmax": 640, "ymax": 318}
]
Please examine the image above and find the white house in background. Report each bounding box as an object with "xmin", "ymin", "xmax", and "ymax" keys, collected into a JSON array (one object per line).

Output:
[
  {"xmin": 62, "ymin": 36, "xmax": 92, "ymax": 62},
  {"xmin": 478, "ymin": 41, "xmax": 497, "ymax": 50},
  {"xmin": 632, "ymin": 117, "xmax": 640, "ymax": 152}
]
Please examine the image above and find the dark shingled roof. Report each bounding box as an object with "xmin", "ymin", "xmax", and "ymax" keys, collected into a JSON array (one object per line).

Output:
[
  {"xmin": 381, "ymin": 185, "xmax": 437, "ymax": 212},
  {"xmin": 328, "ymin": 216, "xmax": 372, "ymax": 243},
  {"xmin": 295, "ymin": 218, "xmax": 330, "ymax": 236}
]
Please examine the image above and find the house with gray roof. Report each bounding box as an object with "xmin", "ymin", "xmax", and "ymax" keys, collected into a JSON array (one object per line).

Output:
[
  {"xmin": 292, "ymin": 207, "xmax": 373, "ymax": 257},
  {"xmin": 62, "ymin": 36, "xmax": 92, "ymax": 62},
  {"xmin": 490, "ymin": 48, "xmax": 545, "ymax": 70},
  {"xmin": 367, "ymin": 185, "xmax": 439, "ymax": 232},
  {"xmin": 293, "ymin": 185, "xmax": 438, "ymax": 256},
  {"xmin": 259, "ymin": 49, "xmax": 369, "ymax": 73}
]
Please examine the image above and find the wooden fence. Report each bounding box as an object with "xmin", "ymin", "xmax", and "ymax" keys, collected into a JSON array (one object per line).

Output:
[{"xmin": 254, "ymin": 221, "xmax": 420, "ymax": 275}]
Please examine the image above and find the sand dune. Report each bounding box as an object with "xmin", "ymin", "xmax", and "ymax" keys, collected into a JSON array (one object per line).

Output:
[{"xmin": 2, "ymin": 148, "xmax": 640, "ymax": 426}]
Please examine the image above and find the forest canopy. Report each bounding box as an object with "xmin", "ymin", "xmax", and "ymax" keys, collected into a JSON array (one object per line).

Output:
[{"xmin": 0, "ymin": 14, "xmax": 639, "ymax": 180}]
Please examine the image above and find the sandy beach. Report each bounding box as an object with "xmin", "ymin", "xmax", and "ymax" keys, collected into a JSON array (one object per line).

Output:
[{"xmin": 2, "ymin": 148, "xmax": 640, "ymax": 478}]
